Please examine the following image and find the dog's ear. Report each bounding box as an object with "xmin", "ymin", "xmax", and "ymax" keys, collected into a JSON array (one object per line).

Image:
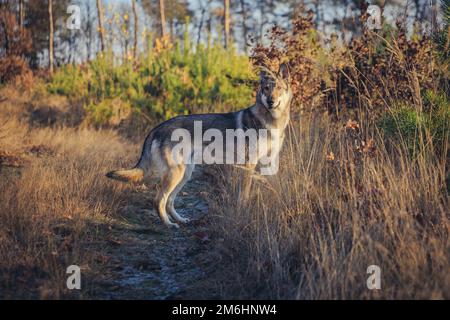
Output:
[{"xmin": 278, "ymin": 63, "xmax": 290, "ymax": 81}]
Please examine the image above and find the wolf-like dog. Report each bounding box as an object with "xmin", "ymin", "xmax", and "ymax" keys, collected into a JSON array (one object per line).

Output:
[{"xmin": 106, "ymin": 64, "xmax": 292, "ymax": 228}]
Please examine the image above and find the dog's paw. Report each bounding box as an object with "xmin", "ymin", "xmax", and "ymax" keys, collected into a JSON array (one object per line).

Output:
[
  {"xmin": 168, "ymin": 222, "xmax": 180, "ymax": 229},
  {"xmin": 178, "ymin": 217, "xmax": 190, "ymax": 224}
]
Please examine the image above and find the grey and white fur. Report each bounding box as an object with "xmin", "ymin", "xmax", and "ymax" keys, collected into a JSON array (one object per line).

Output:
[{"xmin": 106, "ymin": 64, "xmax": 292, "ymax": 228}]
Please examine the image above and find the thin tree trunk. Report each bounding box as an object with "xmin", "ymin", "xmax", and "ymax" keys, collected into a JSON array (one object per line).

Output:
[
  {"xmin": 19, "ymin": 0, "xmax": 25, "ymax": 30},
  {"xmin": 206, "ymin": 0, "xmax": 212, "ymax": 38},
  {"xmin": 197, "ymin": 6, "xmax": 206, "ymax": 47},
  {"xmin": 240, "ymin": 0, "xmax": 248, "ymax": 53},
  {"xmin": 259, "ymin": 3, "xmax": 265, "ymax": 42},
  {"xmin": 313, "ymin": 0, "xmax": 319, "ymax": 27},
  {"xmin": 96, "ymin": 0, "xmax": 105, "ymax": 52},
  {"xmin": 85, "ymin": 1, "xmax": 93, "ymax": 61},
  {"xmin": 223, "ymin": 0, "xmax": 230, "ymax": 48},
  {"xmin": 48, "ymin": 0, "xmax": 54, "ymax": 73},
  {"xmin": 159, "ymin": 0, "xmax": 167, "ymax": 37},
  {"xmin": 131, "ymin": 0, "xmax": 138, "ymax": 59}
]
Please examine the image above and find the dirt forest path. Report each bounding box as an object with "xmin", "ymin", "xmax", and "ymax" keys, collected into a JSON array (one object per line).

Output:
[{"xmin": 92, "ymin": 167, "xmax": 220, "ymax": 299}]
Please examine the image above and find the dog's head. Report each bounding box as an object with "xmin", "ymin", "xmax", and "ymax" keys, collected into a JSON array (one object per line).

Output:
[{"xmin": 258, "ymin": 63, "xmax": 292, "ymax": 111}]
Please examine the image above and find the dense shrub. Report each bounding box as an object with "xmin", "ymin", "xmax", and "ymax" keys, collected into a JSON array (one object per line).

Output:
[
  {"xmin": 333, "ymin": 22, "xmax": 438, "ymax": 118},
  {"xmin": 250, "ymin": 8, "xmax": 446, "ymax": 123},
  {"xmin": 48, "ymin": 34, "xmax": 255, "ymax": 125},
  {"xmin": 379, "ymin": 91, "xmax": 449, "ymax": 155},
  {"xmin": 0, "ymin": 8, "xmax": 32, "ymax": 84}
]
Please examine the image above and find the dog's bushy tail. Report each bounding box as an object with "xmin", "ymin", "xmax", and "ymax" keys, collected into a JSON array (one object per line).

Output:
[{"xmin": 106, "ymin": 167, "xmax": 144, "ymax": 183}]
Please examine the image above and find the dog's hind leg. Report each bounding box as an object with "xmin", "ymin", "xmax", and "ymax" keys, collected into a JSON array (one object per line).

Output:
[
  {"xmin": 155, "ymin": 164, "xmax": 186, "ymax": 228},
  {"xmin": 167, "ymin": 164, "xmax": 195, "ymax": 224}
]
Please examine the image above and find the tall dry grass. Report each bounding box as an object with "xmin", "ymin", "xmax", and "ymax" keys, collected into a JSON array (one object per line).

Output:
[
  {"xmin": 210, "ymin": 114, "xmax": 449, "ymax": 299},
  {"xmin": 0, "ymin": 116, "xmax": 137, "ymax": 298}
]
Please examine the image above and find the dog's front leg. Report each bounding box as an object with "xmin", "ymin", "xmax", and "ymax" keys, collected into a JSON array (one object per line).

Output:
[{"xmin": 238, "ymin": 162, "xmax": 257, "ymax": 201}]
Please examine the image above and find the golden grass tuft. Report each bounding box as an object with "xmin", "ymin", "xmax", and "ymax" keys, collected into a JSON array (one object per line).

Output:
[
  {"xmin": 209, "ymin": 114, "xmax": 449, "ymax": 299},
  {"xmin": 0, "ymin": 115, "xmax": 138, "ymax": 298}
]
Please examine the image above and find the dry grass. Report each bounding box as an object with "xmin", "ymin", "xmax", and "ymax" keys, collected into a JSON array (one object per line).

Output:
[
  {"xmin": 0, "ymin": 112, "xmax": 138, "ymax": 298},
  {"xmin": 209, "ymin": 114, "xmax": 449, "ymax": 299},
  {"xmin": 0, "ymin": 82, "xmax": 447, "ymax": 299}
]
